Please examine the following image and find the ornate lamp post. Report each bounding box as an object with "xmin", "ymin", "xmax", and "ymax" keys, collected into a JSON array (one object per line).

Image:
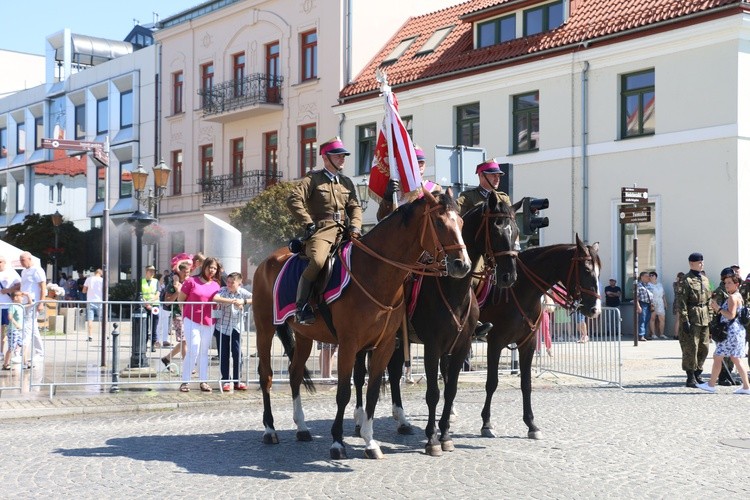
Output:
[
  {"xmin": 51, "ymin": 210, "xmax": 63, "ymax": 282},
  {"xmin": 127, "ymin": 160, "xmax": 171, "ymax": 368},
  {"xmin": 356, "ymin": 178, "xmax": 369, "ymax": 211}
]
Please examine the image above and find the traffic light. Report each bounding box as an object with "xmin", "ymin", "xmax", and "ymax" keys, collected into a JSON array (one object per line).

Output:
[{"xmin": 522, "ymin": 197, "xmax": 549, "ymax": 235}]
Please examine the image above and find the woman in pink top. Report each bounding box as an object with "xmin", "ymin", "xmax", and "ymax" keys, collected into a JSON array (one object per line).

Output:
[{"xmin": 178, "ymin": 257, "xmax": 221, "ymax": 392}]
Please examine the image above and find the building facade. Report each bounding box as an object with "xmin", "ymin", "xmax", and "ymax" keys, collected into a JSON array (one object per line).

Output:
[{"xmin": 337, "ymin": 0, "xmax": 750, "ymax": 316}]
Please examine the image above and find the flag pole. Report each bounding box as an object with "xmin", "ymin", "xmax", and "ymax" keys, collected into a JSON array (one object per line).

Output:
[{"xmin": 376, "ymin": 69, "xmax": 399, "ymax": 206}]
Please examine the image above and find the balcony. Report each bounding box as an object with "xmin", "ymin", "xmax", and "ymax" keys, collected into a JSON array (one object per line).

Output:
[
  {"xmin": 198, "ymin": 73, "xmax": 283, "ymax": 122},
  {"xmin": 197, "ymin": 169, "xmax": 283, "ymax": 206}
]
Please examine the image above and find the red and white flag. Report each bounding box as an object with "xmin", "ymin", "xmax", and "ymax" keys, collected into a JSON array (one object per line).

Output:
[{"xmin": 368, "ymin": 90, "xmax": 422, "ymax": 204}]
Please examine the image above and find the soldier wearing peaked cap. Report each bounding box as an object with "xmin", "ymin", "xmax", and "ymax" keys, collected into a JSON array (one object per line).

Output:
[
  {"xmin": 287, "ymin": 137, "xmax": 362, "ymax": 325},
  {"xmin": 456, "ymin": 160, "xmax": 512, "ymax": 217},
  {"xmin": 676, "ymin": 252, "xmax": 711, "ymax": 388}
]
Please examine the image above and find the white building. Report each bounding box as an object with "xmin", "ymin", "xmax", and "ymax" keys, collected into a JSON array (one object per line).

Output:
[
  {"xmin": 0, "ymin": 50, "xmax": 45, "ymax": 99},
  {"xmin": 154, "ymin": 0, "xmax": 457, "ymax": 274},
  {"xmin": 337, "ymin": 0, "xmax": 750, "ymax": 324}
]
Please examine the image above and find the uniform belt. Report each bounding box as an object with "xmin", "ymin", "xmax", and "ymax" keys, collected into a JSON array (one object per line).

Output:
[{"xmin": 313, "ymin": 212, "xmax": 343, "ymax": 225}]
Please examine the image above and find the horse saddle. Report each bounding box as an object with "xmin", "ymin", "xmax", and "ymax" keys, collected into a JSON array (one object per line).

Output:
[{"xmin": 272, "ymin": 242, "xmax": 353, "ymax": 325}]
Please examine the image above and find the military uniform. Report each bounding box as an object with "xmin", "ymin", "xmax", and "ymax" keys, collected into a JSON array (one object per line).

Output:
[
  {"xmin": 456, "ymin": 187, "xmax": 512, "ymax": 217},
  {"xmin": 287, "ymin": 169, "xmax": 362, "ymax": 281},
  {"xmin": 676, "ymin": 269, "xmax": 711, "ymax": 383}
]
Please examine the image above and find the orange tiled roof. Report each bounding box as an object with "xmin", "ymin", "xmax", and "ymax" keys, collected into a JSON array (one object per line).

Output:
[
  {"xmin": 34, "ymin": 149, "xmax": 87, "ymax": 177},
  {"xmin": 341, "ymin": 0, "xmax": 743, "ymax": 100}
]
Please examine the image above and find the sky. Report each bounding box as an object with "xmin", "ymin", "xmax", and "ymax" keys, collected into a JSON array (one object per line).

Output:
[{"xmin": 1, "ymin": 1, "xmax": 199, "ymax": 55}]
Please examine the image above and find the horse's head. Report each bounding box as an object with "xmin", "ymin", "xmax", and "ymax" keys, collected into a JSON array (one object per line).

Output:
[
  {"xmin": 421, "ymin": 187, "xmax": 471, "ymax": 278},
  {"xmin": 570, "ymin": 234, "xmax": 602, "ymax": 318},
  {"xmin": 463, "ymin": 192, "xmax": 519, "ymax": 288}
]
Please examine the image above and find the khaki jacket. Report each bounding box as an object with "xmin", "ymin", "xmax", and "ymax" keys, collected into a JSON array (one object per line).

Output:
[{"xmin": 456, "ymin": 187, "xmax": 512, "ymax": 217}]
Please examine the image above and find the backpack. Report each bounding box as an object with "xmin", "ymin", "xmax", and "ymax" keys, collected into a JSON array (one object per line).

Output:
[{"xmin": 739, "ymin": 305, "xmax": 750, "ymax": 327}]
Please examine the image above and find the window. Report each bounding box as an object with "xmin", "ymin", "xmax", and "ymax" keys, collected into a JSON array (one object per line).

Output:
[
  {"xmin": 300, "ymin": 124, "xmax": 316, "ymax": 176},
  {"xmin": 119, "ymin": 91, "xmax": 133, "ymax": 129},
  {"xmin": 57, "ymin": 182, "xmax": 63, "ymax": 204},
  {"xmin": 0, "ymin": 128, "xmax": 7, "ymax": 157},
  {"xmin": 478, "ymin": 15, "xmax": 516, "ymax": 48},
  {"xmin": 266, "ymin": 41, "xmax": 280, "ymax": 101},
  {"xmin": 96, "ymin": 165, "xmax": 105, "ymax": 201},
  {"xmin": 16, "ymin": 181, "xmax": 25, "ymax": 212},
  {"xmin": 170, "ymin": 231, "xmax": 185, "ymax": 256},
  {"xmin": 74, "ymin": 105, "xmax": 85, "ymax": 139},
  {"xmin": 201, "ymin": 62, "xmax": 214, "ymax": 107},
  {"xmin": 620, "ymin": 204, "xmax": 656, "ymax": 300},
  {"xmin": 513, "ymin": 91, "xmax": 540, "ymax": 153},
  {"xmin": 172, "ymin": 71, "xmax": 184, "ymax": 114},
  {"xmin": 265, "ymin": 131, "xmax": 278, "ymax": 185},
  {"xmin": 300, "ymin": 30, "xmax": 317, "ymax": 81},
  {"xmin": 16, "ymin": 122, "xmax": 25, "ymax": 153},
  {"xmin": 416, "ymin": 26, "xmax": 454, "ymax": 56},
  {"xmin": 0, "ymin": 185, "xmax": 6, "ymax": 213},
  {"xmin": 96, "ymin": 98, "xmax": 108, "ymax": 135},
  {"xmin": 456, "ymin": 103, "xmax": 480, "ymax": 147},
  {"xmin": 171, "ymin": 150, "xmax": 182, "ymax": 195},
  {"xmin": 233, "ymin": 52, "xmax": 245, "ymax": 97},
  {"xmin": 35, "ymin": 117, "xmax": 44, "ymax": 150},
  {"xmin": 49, "ymin": 185, "xmax": 54, "ymax": 203},
  {"xmin": 402, "ymin": 115, "xmax": 414, "ymax": 139},
  {"xmin": 383, "ymin": 37, "xmax": 416, "ymax": 64},
  {"xmin": 357, "ymin": 123, "xmax": 377, "ymax": 176},
  {"xmin": 231, "ymin": 138, "xmax": 243, "ymax": 186},
  {"xmin": 120, "ymin": 161, "xmax": 133, "ymax": 198},
  {"xmin": 200, "ymin": 145, "xmax": 213, "ymax": 188},
  {"xmin": 524, "ymin": 1, "xmax": 564, "ymax": 36},
  {"xmin": 621, "ymin": 69, "xmax": 655, "ymax": 139}
]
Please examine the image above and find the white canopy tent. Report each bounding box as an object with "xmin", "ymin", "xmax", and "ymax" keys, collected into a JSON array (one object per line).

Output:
[{"xmin": 0, "ymin": 240, "xmax": 42, "ymax": 269}]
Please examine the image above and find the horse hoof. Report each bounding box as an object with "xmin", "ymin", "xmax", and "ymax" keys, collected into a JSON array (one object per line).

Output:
[
  {"xmin": 425, "ymin": 444, "xmax": 443, "ymax": 457},
  {"xmin": 296, "ymin": 430, "xmax": 313, "ymax": 442},
  {"xmin": 262, "ymin": 432, "xmax": 279, "ymax": 444},
  {"xmin": 330, "ymin": 446, "xmax": 348, "ymax": 460},
  {"xmin": 481, "ymin": 427, "xmax": 497, "ymax": 438},
  {"xmin": 353, "ymin": 425, "xmax": 361, "ymax": 438},
  {"xmin": 364, "ymin": 447, "xmax": 384, "ymax": 459},
  {"xmin": 440, "ymin": 440, "xmax": 455, "ymax": 452},
  {"xmin": 528, "ymin": 430, "xmax": 543, "ymax": 440},
  {"xmin": 397, "ymin": 424, "xmax": 414, "ymax": 435}
]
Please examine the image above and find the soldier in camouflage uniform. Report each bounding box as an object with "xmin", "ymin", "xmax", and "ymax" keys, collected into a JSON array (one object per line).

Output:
[
  {"xmin": 456, "ymin": 160, "xmax": 512, "ymax": 217},
  {"xmin": 287, "ymin": 137, "xmax": 362, "ymax": 325},
  {"xmin": 676, "ymin": 252, "xmax": 711, "ymax": 388}
]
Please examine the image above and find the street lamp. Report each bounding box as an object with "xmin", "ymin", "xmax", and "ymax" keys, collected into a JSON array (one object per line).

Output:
[
  {"xmin": 51, "ymin": 210, "xmax": 63, "ymax": 282},
  {"xmin": 356, "ymin": 178, "xmax": 369, "ymax": 211},
  {"xmin": 127, "ymin": 159, "xmax": 171, "ymax": 369}
]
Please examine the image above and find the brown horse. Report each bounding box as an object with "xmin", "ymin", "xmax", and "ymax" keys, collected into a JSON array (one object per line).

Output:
[
  {"xmin": 352, "ymin": 192, "xmax": 520, "ymax": 456},
  {"xmin": 252, "ymin": 191, "xmax": 471, "ymax": 459},
  {"xmin": 479, "ymin": 235, "xmax": 602, "ymax": 440}
]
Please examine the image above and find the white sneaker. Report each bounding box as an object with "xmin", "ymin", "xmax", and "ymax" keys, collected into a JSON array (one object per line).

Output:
[
  {"xmin": 696, "ymin": 382, "xmax": 717, "ymax": 393},
  {"xmin": 733, "ymin": 387, "xmax": 750, "ymax": 395}
]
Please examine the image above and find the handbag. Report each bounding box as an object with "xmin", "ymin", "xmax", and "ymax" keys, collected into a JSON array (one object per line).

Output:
[{"xmin": 709, "ymin": 316, "xmax": 728, "ymax": 343}]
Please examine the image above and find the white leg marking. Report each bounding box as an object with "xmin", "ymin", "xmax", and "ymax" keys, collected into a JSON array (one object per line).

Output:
[
  {"xmin": 391, "ymin": 404, "xmax": 410, "ymax": 427},
  {"xmin": 361, "ymin": 418, "xmax": 380, "ymax": 451},
  {"xmin": 354, "ymin": 406, "xmax": 365, "ymax": 428},
  {"xmin": 293, "ymin": 395, "xmax": 308, "ymax": 433}
]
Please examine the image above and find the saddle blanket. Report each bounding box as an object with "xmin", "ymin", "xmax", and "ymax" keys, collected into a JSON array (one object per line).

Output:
[{"xmin": 273, "ymin": 242, "xmax": 353, "ymax": 325}]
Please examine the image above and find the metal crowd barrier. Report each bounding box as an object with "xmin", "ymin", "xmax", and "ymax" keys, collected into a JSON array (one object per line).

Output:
[{"xmin": 0, "ymin": 300, "xmax": 621, "ymax": 398}]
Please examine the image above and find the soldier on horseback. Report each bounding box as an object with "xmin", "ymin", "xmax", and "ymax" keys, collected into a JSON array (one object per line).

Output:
[
  {"xmin": 456, "ymin": 159, "xmax": 512, "ymax": 216},
  {"xmin": 287, "ymin": 137, "xmax": 363, "ymax": 325}
]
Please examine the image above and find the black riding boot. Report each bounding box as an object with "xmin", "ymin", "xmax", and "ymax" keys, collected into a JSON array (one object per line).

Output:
[
  {"xmin": 685, "ymin": 370, "xmax": 697, "ymax": 388},
  {"xmin": 295, "ymin": 277, "xmax": 315, "ymax": 325},
  {"xmin": 473, "ymin": 321, "xmax": 493, "ymax": 342},
  {"xmin": 693, "ymin": 369, "xmax": 705, "ymax": 384}
]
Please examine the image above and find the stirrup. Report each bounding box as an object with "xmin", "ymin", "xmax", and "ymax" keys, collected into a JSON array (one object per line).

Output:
[
  {"xmin": 473, "ymin": 321, "xmax": 493, "ymax": 341},
  {"xmin": 295, "ymin": 303, "xmax": 315, "ymax": 325}
]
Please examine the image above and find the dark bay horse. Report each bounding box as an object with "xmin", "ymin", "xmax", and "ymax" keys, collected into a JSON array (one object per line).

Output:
[
  {"xmin": 252, "ymin": 191, "xmax": 470, "ymax": 459},
  {"xmin": 479, "ymin": 235, "xmax": 601, "ymax": 440},
  {"xmin": 353, "ymin": 192, "xmax": 519, "ymax": 456}
]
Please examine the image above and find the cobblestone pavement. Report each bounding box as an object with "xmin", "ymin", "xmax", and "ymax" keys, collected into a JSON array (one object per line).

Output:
[{"xmin": 2, "ymin": 340, "xmax": 749, "ymax": 498}]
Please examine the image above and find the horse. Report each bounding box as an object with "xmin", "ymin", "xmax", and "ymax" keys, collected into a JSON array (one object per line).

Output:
[
  {"xmin": 251, "ymin": 190, "xmax": 471, "ymax": 459},
  {"xmin": 479, "ymin": 235, "xmax": 602, "ymax": 440},
  {"xmin": 352, "ymin": 192, "xmax": 520, "ymax": 457}
]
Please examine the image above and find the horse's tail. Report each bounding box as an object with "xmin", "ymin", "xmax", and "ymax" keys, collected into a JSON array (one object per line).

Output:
[{"xmin": 274, "ymin": 323, "xmax": 316, "ymax": 394}]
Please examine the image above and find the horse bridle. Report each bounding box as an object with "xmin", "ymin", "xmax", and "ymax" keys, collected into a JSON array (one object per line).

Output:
[{"xmin": 473, "ymin": 203, "xmax": 519, "ymax": 285}]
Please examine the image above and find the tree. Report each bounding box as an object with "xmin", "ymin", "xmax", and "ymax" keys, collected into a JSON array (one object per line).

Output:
[
  {"xmin": 230, "ymin": 181, "xmax": 300, "ymax": 265},
  {"xmin": 3, "ymin": 213, "xmax": 85, "ymax": 270}
]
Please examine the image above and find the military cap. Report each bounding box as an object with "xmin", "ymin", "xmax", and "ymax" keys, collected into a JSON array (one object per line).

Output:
[
  {"xmin": 476, "ymin": 160, "xmax": 504, "ymax": 175},
  {"xmin": 720, "ymin": 267, "xmax": 735, "ymax": 278},
  {"xmin": 320, "ymin": 137, "xmax": 350, "ymax": 156},
  {"xmin": 414, "ymin": 145, "xmax": 426, "ymax": 162},
  {"xmin": 688, "ymin": 252, "xmax": 703, "ymax": 262}
]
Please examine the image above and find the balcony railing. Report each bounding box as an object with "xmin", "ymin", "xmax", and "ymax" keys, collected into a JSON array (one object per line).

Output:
[
  {"xmin": 198, "ymin": 73, "xmax": 283, "ymax": 116},
  {"xmin": 197, "ymin": 169, "xmax": 283, "ymax": 205}
]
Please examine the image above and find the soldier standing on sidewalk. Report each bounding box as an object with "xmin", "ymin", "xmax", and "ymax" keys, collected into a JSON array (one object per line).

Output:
[{"xmin": 676, "ymin": 252, "xmax": 711, "ymax": 388}]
